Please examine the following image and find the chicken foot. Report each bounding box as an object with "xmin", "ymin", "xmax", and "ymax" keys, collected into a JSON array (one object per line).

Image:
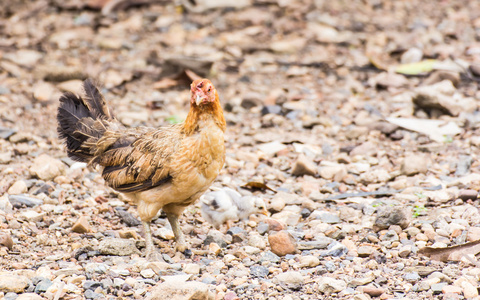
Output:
[
  {"xmin": 143, "ymin": 221, "xmax": 162, "ymax": 261},
  {"xmin": 166, "ymin": 213, "xmax": 187, "ymax": 252}
]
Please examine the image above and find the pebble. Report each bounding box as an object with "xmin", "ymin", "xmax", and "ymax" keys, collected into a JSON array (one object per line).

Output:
[
  {"xmin": 361, "ymin": 285, "xmax": 385, "ymax": 297},
  {"xmin": 72, "ymin": 216, "xmax": 91, "ymax": 233},
  {"xmin": 149, "ymin": 281, "xmax": 209, "ymax": 299},
  {"xmin": 401, "ymin": 154, "xmax": 429, "ymax": 175},
  {"xmin": 16, "ymin": 294, "xmax": 43, "ymax": 300},
  {"xmin": 204, "ymin": 230, "xmax": 228, "ymax": 248},
  {"xmin": 140, "ymin": 269, "xmax": 156, "ymax": 278},
  {"xmin": 98, "ymin": 238, "xmax": 140, "ymax": 256},
  {"xmin": 268, "ymin": 230, "xmax": 298, "ymax": 256},
  {"xmin": 442, "ymin": 285, "xmax": 462, "ymax": 294},
  {"xmin": 317, "ymin": 277, "xmax": 347, "ymax": 294},
  {"xmin": 357, "ymin": 246, "xmax": 375, "ymax": 257},
  {"xmin": 250, "ymin": 265, "xmax": 269, "ymax": 278},
  {"xmin": 183, "ymin": 263, "xmax": 200, "ymax": 274},
  {"xmin": 0, "ymin": 232, "xmax": 14, "ymax": 250},
  {"xmin": 374, "ymin": 206, "xmax": 411, "ymax": 230},
  {"xmin": 0, "ymin": 275, "xmax": 30, "ymax": 293},
  {"xmin": 7, "ymin": 180, "xmax": 28, "ymax": 195},
  {"xmin": 258, "ymin": 141, "xmax": 288, "ymax": 155},
  {"xmin": 291, "ymin": 154, "xmax": 317, "ymax": 176},
  {"xmin": 8, "ymin": 194, "xmax": 43, "ymax": 208},
  {"xmin": 30, "ymin": 154, "xmax": 67, "ymax": 180},
  {"xmin": 275, "ymin": 271, "xmax": 304, "ymax": 289},
  {"xmin": 34, "ymin": 278, "xmax": 53, "ymax": 293},
  {"xmin": 299, "ymin": 255, "xmax": 320, "ymax": 268}
]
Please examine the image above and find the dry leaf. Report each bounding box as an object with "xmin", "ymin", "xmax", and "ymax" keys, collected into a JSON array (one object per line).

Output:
[
  {"xmin": 241, "ymin": 181, "xmax": 276, "ymax": 192},
  {"xmin": 418, "ymin": 239, "xmax": 480, "ymax": 262}
]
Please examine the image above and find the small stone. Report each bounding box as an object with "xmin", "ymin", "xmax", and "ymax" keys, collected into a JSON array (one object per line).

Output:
[
  {"xmin": 319, "ymin": 164, "xmax": 347, "ymax": 181},
  {"xmin": 269, "ymin": 197, "xmax": 285, "ymax": 213},
  {"xmin": 401, "ymin": 47, "xmax": 423, "ymax": 64},
  {"xmin": 374, "ymin": 206, "xmax": 411, "ymax": 230},
  {"xmin": 98, "ymin": 238, "xmax": 140, "ymax": 256},
  {"xmin": 313, "ymin": 211, "xmax": 341, "ymax": 224},
  {"xmin": 263, "ymin": 218, "xmax": 285, "ymax": 232},
  {"xmin": 147, "ymin": 281, "xmax": 209, "ymax": 300},
  {"xmin": 115, "ymin": 208, "xmax": 141, "ymax": 227},
  {"xmin": 0, "ymin": 231, "xmax": 14, "ymax": 250},
  {"xmin": 248, "ymin": 234, "xmax": 267, "ymax": 250},
  {"xmin": 259, "ymin": 251, "xmax": 280, "ymax": 263},
  {"xmin": 460, "ymin": 280, "xmax": 478, "ymax": 298},
  {"xmin": 7, "ymin": 180, "xmax": 28, "ymax": 195},
  {"xmin": 399, "ymin": 245, "xmax": 412, "ymax": 258},
  {"xmin": 291, "ymin": 154, "xmax": 317, "ymax": 176},
  {"xmin": 401, "ymin": 154, "xmax": 429, "ymax": 176},
  {"xmin": 361, "ymin": 285, "xmax": 385, "ymax": 297},
  {"xmin": 0, "ymin": 275, "xmax": 30, "ymax": 293},
  {"xmin": 183, "ymin": 264, "xmax": 200, "ymax": 275},
  {"xmin": 19, "ymin": 210, "xmax": 45, "ymax": 222},
  {"xmin": 442, "ymin": 285, "xmax": 462, "ymax": 294},
  {"xmin": 275, "ymin": 271, "xmax": 304, "ymax": 289},
  {"xmin": 140, "ymin": 269, "xmax": 156, "ymax": 278},
  {"xmin": 72, "ymin": 216, "xmax": 91, "ymax": 233},
  {"xmin": 16, "ymin": 293, "xmax": 43, "ymax": 300},
  {"xmin": 8, "ymin": 194, "xmax": 43, "ymax": 207},
  {"xmin": 357, "ymin": 246, "xmax": 375, "ymax": 257},
  {"xmin": 268, "ymin": 230, "xmax": 298, "ymax": 256},
  {"xmin": 431, "ymin": 282, "xmax": 448, "ymax": 294},
  {"xmin": 404, "ymin": 272, "xmax": 421, "ymax": 283},
  {"xmin": 258, "ymin": 141, "xmax": 288, "ymax": 156},
  {"xmin": 250, "ymin": 266, "xmax": 269, "ymax": 278},
  {"xmin": 30, "ymin": 154, "xmax": 67, "ymax": 181},
  {"xmin": 261, "ymin": 105, "xmax": 282, "ymax": 115},
  {"xmin": 204, "ymin": 230, "xmax": 228, "ymax": 248},
  {"xmin": 299, "ymin": 255, "xmax": 320, "ymax": 268},
  {"xmin": 209, "ymin": 242, "xmax": 221, "ymax": 255},
  {"xmin": 33, "ymin": 81, "xmax": 56, "ymax": 102},
  {"xmin": 317, "ymin": 277, "xmax": 347, "ymax": 294},
  {"xmin": 227, "ymin": 227, "xmax": 246, "ymax": 243},
  {"xmin": 34, "ymin": 278, "xmax": 53, "ymax": 293},
  {"xmin": 458, "ymin": 190, "xmax": 478, "ymax": 201},
  {"xmin": 83, "ymin": 280, "xmax": 102, "ymax": 290},
  {"xmin": 0, "ymin": 152, "xmax": 12, "ymax": 163}
]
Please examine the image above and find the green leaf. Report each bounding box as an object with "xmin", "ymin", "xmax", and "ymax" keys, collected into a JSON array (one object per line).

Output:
[{"xmin": 395, "ymin": 59, "xmax": 437, "ymax": 75}]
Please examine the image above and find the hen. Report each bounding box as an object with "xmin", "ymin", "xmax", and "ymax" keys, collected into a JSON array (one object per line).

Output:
[
  {"xmin": 57, "ymin": 78, "xmax": 226, "ymax": 259},
  {"xmin": 200, "ymin": 187, "xmax": 268, "ymax": 229}
]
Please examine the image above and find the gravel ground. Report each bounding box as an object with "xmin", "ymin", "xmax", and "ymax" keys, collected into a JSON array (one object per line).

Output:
[{"xmin": 2, "ymin": 0, "xmax": 480, "ymax": 299}]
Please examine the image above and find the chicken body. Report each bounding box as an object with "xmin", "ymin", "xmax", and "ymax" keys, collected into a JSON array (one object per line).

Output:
[
  {"xmin": 200, "ymin": 188, "xmax": 268, "ymax": 229},
  {"xmin": 57, "ymin": 78, "xmax": 226, "ymax": 259}
]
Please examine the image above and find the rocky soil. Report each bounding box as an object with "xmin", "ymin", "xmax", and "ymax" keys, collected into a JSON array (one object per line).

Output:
[{"xmin": 2, "ymin": 0, "xmax": 480, "ymax": 299}]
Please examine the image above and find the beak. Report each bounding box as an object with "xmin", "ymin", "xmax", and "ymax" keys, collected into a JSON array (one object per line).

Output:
[
  {"xmin": 195, "ymin": 94, "xmax": 203, "ymax": 106},
  {"xmin": 261, "ymin": 209, "xmax": 269, "ymax": 216}
]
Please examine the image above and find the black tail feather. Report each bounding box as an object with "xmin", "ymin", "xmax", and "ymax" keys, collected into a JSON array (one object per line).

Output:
[{"xmin": 57, "ymin": 80, "xmax": 112, "ymax": 162}]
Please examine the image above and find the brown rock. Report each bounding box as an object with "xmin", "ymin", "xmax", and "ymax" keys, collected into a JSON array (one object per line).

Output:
[
  {"xmin": 0, "ymin": 232, "xmax": 13, "ymax": 250},
  {"xmin": 268, "ymin": 230, "xmax": 298, "ymax": 256},
  {"xmin": 361, "ymin": 285, "xmax": 385, "ymax": 297},
  {"xmin": 291, "ymin": 154, "xmax": 317, "ymax": 176},
  {"xmin": 72, "ymin": 216, "xmax": 91, "ymax": 233}
]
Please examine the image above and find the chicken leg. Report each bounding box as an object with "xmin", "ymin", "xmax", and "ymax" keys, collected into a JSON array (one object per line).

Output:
[
  {"xmin": 166, "ymin": 213, "xmax": 187, "ymax": 252},
  {"xmin": 143, "ymin": 221, "xmax": 162, "ymax": 261}
]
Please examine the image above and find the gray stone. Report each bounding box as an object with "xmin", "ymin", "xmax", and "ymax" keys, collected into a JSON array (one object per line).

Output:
[
  {"xmin": 259, "ymin": 251, "xmax": 280, "ymax": 263},
  {"xmin": 250, "ymin": 265, "xmax": 269, "ymax": 278},
  {"xmin": 204, "ymin": 230, "xmax": 228, "ymax": 248},
  {"xmin": 374, "ymin": 206, "xmax": 411, "ymax": 230},
  {"xmin": 34, "ymin": 278, "xmax": 53, "ymax": 293},
  {"xmin": 8, "ymin": 195, "xmax": 43, "ymax": 208},
  {"xmin": 404, "ymin": 272, "xmax": 421, "ymax": 283}
]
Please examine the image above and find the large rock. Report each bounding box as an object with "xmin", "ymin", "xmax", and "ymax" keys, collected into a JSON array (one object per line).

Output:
[
  {"xmin": 0, "ymin": 274, "xmax": 30, "ymax": 293},
  {"xmin": 98, "ymin": 238, "xmax": 140, "ymax": 256},
  {"xmin": 268, "ymin": 230, "xmax": 298, "ymax": 256},
  {"xmin": 146, "ymin": 281, "xmax": 211, "ymax": 300},
  {"xmin": 30, "ymin": 154, "xmax": 66, "ymax": 181}
]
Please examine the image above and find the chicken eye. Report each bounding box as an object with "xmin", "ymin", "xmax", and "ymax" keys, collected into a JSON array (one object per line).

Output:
[
  {"xmin": 207, "ymin": 87, "xmax": 211, "ymax": 92},
  {"xmin": 258, "ymin": 206, "xmax": 264, "ymax": 210}
]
